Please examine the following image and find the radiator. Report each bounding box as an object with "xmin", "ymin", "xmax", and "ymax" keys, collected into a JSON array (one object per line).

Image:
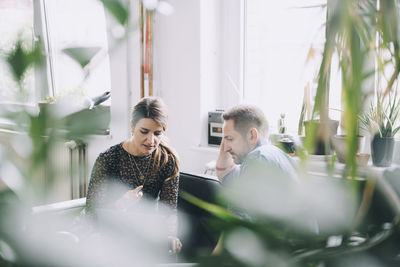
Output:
[
  {"xmin": 64, "ymin": 140, "xmax": 88, "ymax": 199},
  {"xmin": 0, "ymin": 129, "xmax": 88, "ymax": 203}
]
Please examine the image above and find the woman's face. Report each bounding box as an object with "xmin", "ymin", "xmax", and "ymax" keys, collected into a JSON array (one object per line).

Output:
[{"xmin": 131, "ymin": 118, "xmax": 164, "ymax": 156}]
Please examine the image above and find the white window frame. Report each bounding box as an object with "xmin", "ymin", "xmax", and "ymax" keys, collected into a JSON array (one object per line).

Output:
[{"xmin": 33, "ymin": 0, "xmax": 54, "ymax": 101}]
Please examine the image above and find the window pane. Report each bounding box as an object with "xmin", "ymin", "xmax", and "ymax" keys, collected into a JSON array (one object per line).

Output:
[
  {"xmin": 44, "ymin": 0, "xmax": 111, "ymax": 104},
  {"xmin": 245, "ymin": 0, "xmax": 339, "ymax": 133},
  {"xmin": 0, "ymin": 0, "xmax": 34, "ymax": 103}
]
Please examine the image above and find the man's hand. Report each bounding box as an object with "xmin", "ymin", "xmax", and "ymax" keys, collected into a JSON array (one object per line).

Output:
[{"xmin": 216, "ymin": 139, "xmax": 235, "ymax": 181}]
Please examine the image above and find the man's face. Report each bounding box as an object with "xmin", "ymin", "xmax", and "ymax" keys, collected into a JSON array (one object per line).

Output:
[{"xmin": 223, "ymin": 119, "xmax": 253, "ymax": 164}]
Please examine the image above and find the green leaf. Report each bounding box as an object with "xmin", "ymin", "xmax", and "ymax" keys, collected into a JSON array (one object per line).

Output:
[
  {"xmin": 101, "ymin": 0, "xmax": 129, "ymax": 25},
  {"xmin": 61, "ymin": 105, "xmax": 111, "ymax": 137},
  {"xmin": 62, "ymin": 47, "xmax": 101, "ymax": 69},
  {"xmin": 179, "ymin": 191, "xmax": 240, "ymax": 222},
  {"xmin": 6, "ymin": 41, "xmax": 43, "ymax": 83},
  {"xmin": 6, "ymin": 41, "xmax": 27, "ymax": 82}
]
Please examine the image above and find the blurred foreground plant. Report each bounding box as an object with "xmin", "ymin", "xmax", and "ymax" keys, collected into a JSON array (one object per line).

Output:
[
  {"xmin": 0, "ymin": 0, "xmax": 181, "ymax": 265},
  {"xmin": 0, "ymin": 1, "xmax": 127, "ymax": 265},
  {"xmin": 182, "ymin": 160, "xmax": 400, "ymax": 266}
]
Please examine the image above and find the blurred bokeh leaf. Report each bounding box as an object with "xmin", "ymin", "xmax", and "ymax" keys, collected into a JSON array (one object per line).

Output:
[
  {"xmin": 62, "ymin": 47, "xmax": 101, "ymax": 69},
  {"xmin": 101, "ymin": 0, "xmax": 129, "ymax": 25},
  {"xmin": 180, "ymin": 191, "xmax": 239, "ymax": 222},
  {"xmin": 61, "ymin": 105, "xmax": 110, "ymax": 138},
  {"xmin": 6, "ymin": 40, "xmax": 43, "ymax": 83}
]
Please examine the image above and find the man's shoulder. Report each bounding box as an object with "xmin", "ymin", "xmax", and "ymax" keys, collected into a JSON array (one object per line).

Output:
[
  {"xmin": 249, "ymin": 142, "xmax": 287, "ymax": 160},
  {"xmin": 246, "ymin": 143, "xmax": 298, "ymax": 178}
]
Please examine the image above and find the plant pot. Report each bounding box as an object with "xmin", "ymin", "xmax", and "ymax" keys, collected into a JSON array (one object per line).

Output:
[
  {"xmin": 371, "ymin": 135, "xmax": 394, "ymax": 167},
  {"xmin": 303, "ymin": 119, "xmax": 339, "ymax": 155},
  {"xmin": 356, "ymin": 153, "xmax": 370, "ymax": 166},
  {"xmin": 277, "ymin": 137, "xmax": 296, "ymax": 155},
  {"xmin": 332, "ymin": 135, "xmax": 365, "ymax": 163}
]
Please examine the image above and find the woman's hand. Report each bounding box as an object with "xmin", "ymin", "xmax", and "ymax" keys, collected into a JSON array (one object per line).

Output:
[
  {"xmin": 168, "ymin": 236, "xmax": 182, "ymax": 254},
  {"xmin": 115, "ymin": 185, "xmax": 143, "ymax": 210}
]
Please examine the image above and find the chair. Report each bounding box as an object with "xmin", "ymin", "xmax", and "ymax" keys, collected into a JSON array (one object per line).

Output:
[{"xmin": 177, "ymin": 172, "xmax": 222, "ymax": 262}]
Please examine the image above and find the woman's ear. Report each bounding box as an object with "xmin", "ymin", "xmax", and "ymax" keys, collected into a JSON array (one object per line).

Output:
[
  {"xmin": 130, "ymin": 122, "xmax": 135, "ymax": 135},
  {"xmin": 248, "ymin": 128, "xmax": 259, "ymax": 146}
]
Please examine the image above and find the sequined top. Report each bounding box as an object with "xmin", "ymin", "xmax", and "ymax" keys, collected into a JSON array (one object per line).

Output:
[{"xmin": 85, "ymin": 142, "xmax": 179, "ymax": 234}]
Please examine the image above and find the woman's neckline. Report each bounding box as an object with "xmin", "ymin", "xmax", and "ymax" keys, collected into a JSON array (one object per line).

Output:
[{"xmin": 120, "ymin": 142, "xmax": 152, "ymax": 159}]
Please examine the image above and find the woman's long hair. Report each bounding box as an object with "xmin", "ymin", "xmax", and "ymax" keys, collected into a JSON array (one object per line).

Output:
[{"xmin": 131, "ymin": 97, "xmax": 179, "ymax": 180}]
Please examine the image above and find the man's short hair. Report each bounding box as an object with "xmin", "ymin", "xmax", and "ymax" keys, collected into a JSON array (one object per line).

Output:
[{"xmin": 222, "ymin": 105, "xmax": 269, "ymax": 138}]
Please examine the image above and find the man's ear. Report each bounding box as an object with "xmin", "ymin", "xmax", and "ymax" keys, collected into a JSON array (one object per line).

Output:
[{"xmin": 248, "ymin": 128, "xmax": 259, "ymax": 146}]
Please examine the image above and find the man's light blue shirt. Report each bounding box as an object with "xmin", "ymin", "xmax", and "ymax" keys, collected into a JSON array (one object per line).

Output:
[{"xmin": 222, "ymin": 139, "xmax": 298, "ymax": 185}]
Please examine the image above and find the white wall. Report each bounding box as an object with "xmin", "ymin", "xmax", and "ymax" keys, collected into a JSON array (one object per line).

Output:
[
  {"xmin": 155, "ymin": 0, "xmax": 203, "ymax": 173},
  {"xmin": 154, "ymin": 0, "xmax": 243, "ymax": 173}
]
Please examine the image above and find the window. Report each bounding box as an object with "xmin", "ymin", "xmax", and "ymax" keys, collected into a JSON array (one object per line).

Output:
[
  {"xmin": 0, "ymin": 0, "xmax": 111, "ymax": 107},
  {"xmin": 0, "ymin": 0, "xmax": 35, "ymax": 103},
  {"xmin": 42, "ymin": 0, "xmax": 111, "ymax": 104},
  {"xmin": 244, "ymin": 0, "xmax": 341, "ymax": 134}
]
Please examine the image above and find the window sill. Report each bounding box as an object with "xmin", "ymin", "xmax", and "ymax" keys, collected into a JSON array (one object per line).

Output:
[
  {"xmin": 190, "ymin": 145, "xmax": 220, "ymax": 153},
  {"xmin": 295, "ymin": 155, "xmax": 398, "ymax": 179}
]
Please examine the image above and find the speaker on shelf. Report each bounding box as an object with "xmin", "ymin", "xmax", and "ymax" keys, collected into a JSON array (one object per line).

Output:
[{"xmin": 208, "ymin": 110, "xmax": 224, "ymax": 146}]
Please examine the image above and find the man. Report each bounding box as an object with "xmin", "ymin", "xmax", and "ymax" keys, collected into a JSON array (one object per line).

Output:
[
  {"xmin": 212, "ymin": 105, "xmax": 306, "ymax": 254},
  {"xmin": 216, "ymin": 104, "xmax": 298, "ymax": 184}
]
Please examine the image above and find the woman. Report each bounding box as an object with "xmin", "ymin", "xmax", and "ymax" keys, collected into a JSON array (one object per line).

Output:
[{"xmin": 86, "ymin": 96, "xmax": 181, "ymax": 253}]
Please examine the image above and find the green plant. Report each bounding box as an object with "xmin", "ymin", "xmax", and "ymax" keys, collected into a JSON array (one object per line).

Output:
[
  {"xmin": 359, "ymin": 91, "xmax": 400, "ymax": 138},
  {"xmin": 311, "ymin": 0, "xmax": 400, "ymax": 178},
  {"xmin": 298, "ymin": 81, "xmax": 312, "ymax": 136}
]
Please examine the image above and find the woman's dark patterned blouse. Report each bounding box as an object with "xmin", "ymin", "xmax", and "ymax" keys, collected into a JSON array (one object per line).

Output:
[{"xmin": 86, "ymin": 143, "xmax": 179, "ymax": 234}]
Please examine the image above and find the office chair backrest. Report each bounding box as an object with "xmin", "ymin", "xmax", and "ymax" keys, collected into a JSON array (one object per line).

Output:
[{"xmin": 177, "ymin": 172, "xmax": 222, "ymax": 261}]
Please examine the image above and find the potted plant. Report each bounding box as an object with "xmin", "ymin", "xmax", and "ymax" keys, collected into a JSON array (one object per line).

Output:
[
  {"xmin": 298, "ymin": 82, "xmax": 339, "ymax": 156},
  {"xmin": 309, "ymin": 0, "xmax": 400, "ymax": 176},
  {"xmin": 359, "ymin": 91, "xmax": 400, "ymax": 167},
  {"xmin": 303, "ymin": 118, "xmax": 339, "ymax": 155},
  {"xmin": 332, "ymin": 134, "xmax": 365, "ymax": 164}
]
